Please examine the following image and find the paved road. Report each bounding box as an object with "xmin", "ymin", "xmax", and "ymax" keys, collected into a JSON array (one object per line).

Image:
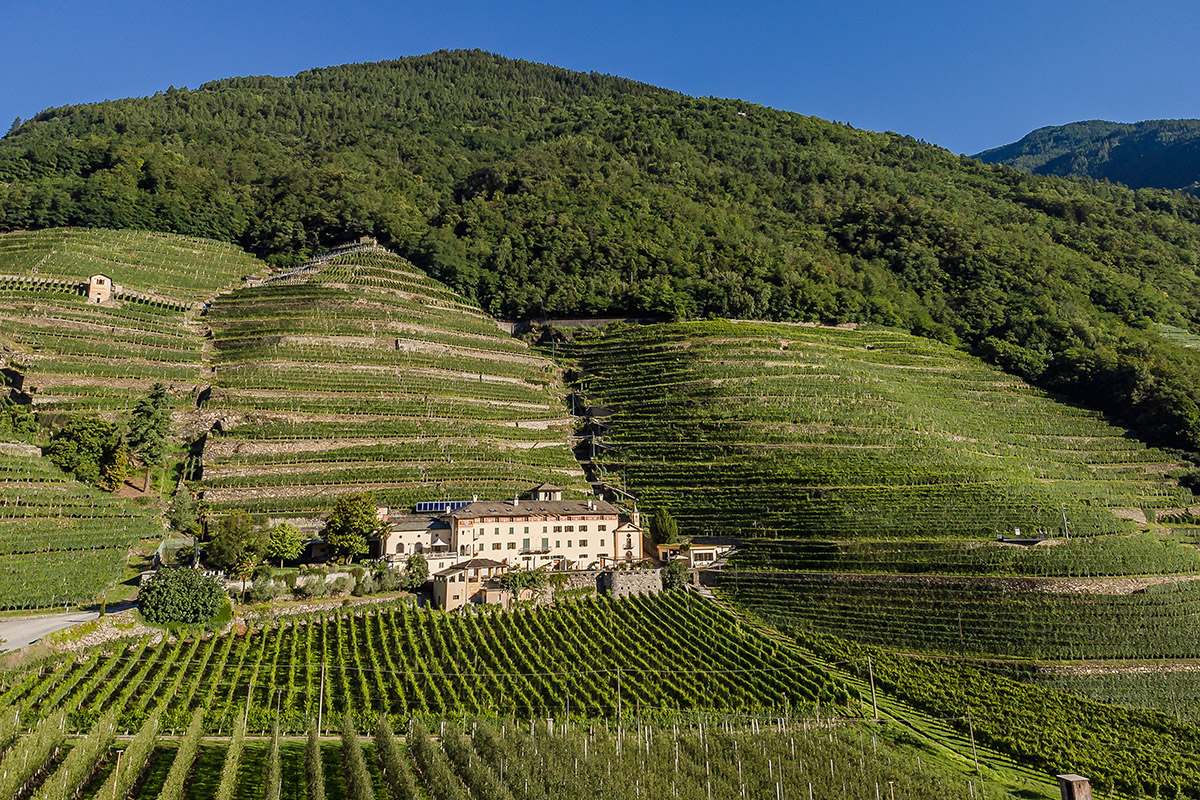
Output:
[{"xmin": 0, "ymin": 611, "xmax": 100, "ymax": 652}]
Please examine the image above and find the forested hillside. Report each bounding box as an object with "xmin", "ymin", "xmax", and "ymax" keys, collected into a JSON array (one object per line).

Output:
[
  {"xmin": 975, "ymin": 119, "xmax": 1200, "ymax": 192},
  {"xmin": 3, "ymin": 51, "xmax": 1200, "ymax": 453}
]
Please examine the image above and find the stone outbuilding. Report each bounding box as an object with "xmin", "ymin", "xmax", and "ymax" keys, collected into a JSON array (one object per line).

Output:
[{"xmin": 85, "ymin": 273, "xmax": 120, "ymax": 304}]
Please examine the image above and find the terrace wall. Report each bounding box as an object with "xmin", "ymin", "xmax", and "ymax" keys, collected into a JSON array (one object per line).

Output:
[{"xmin": 599, "ymin": 569, "xmax": 662, "ymax": 597}]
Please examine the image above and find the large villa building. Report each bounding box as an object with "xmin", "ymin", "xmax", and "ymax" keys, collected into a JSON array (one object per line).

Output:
[{"xmin": 378, "ymin": 483, "xmax": 645, "ymax": 575}]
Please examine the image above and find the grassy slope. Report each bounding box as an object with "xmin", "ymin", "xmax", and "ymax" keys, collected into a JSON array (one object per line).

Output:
[{"xmin": 200, "ymin": 245, "xmax": 588, "ymax": 515}]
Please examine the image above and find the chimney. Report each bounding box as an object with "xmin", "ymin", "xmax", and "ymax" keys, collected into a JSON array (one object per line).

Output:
[
  {"xmin": 514, "ymin": 494, "xmax": 520, "ymax": 508},
  {"xmin": 632, "ymin": 503, "xmax": 641, "ymax": 528},
  {"xmin": 472, "ymin": 494, "xmax": 478, "ymax": 502}
]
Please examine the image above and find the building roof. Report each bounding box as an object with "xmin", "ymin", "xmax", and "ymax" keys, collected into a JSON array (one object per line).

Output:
[
  {"xmin": 533, "ymin": 482, "xmax": 563, "ymax": 492},
  {"xmin": 449, "ymin": 498, "xmax": 620, "ymax": 520},
  {"xmin": 435, "ymin": 558, "xmax": 507, "ymax": 577},
  {"xmin": 387, "ymin": 514, "xmax": 449, "ymax": 532}
]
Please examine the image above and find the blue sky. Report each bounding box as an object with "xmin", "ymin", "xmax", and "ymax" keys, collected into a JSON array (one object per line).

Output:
[{"xmin": 2, "ymin": 0, "xmax": 1199, "ymax": 154}]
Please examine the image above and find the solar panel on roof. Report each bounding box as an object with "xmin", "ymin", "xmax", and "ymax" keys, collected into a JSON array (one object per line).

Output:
[{"xmin": 415, "ymin": 500, "xmax": 472, "ymax": 513}]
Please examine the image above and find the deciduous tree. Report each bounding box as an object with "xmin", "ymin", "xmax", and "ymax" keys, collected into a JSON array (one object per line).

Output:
[
  {"xmin": 265, "ymin": 522, "xmax": 305, "ymax": 567},
  {"xmin": 207, "ymin": 510, "xmax": 266, "ymax": 572},
  {"xmin": 322, "ymin": 492, "xmax": 386, "ymax": 563},
  {"xmin": 45, "ymin": 415, "xmax": 128, "ymax": 491}
]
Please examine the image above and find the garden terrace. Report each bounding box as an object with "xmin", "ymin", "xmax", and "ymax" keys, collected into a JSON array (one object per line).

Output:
[
  {"xmin": 0, "ymin": 289, "xmax": 206, "ymax": 413},
  {"xmin": 1030, "ymin": 667, "xmax": 1200, "ymax": 726},
  {"xmin": 562, "ymin": 320, "xmax": 1195, "ymax": 543},
  {"xmin": 201, "ymin": 248, "xmax": 585, "ymax": 515},
  {"xmin": 0, "ymin": 451, "xmax": 162, "ymax": 609}
]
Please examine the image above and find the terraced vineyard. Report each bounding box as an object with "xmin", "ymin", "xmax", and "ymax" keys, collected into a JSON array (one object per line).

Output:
[
  {"xmin": 0, "ymin": 228, "xmax": 260, "ymax": 301},
  {"xmin": 810, "ymin": 633, "xmax": 1200, "ymax": 797},
  {"xmin": 0, "ymin": 592, "xmax": 1069, "ymax": 799},
  {"xmin": 0, "ymin": 710, "xmax": 979, "ymax": 800},
  {"xmin": 1031, "ymin": 668, "xmax": 1200, "ymax": 725},
  {"xmin": 566, "ymin": 320, "xmax": 1196, "ymax": 543},
  {"xmin": 200, "ymin": 247, "xmax": 587, "ymax": 515},
  {"xmin": 0, "ymin": 228, "xmax": 258, "ymax": 415},
  {"xmin": 0, "ymin": 450, "xmax": 162, "ymax": 609},
  {"xmin": 727, "ymin": 571, "xmax": 1200, "ymax": 659},
  {"xmin": 5, "ymin": 592, "xmax": 843, "ymax": 734},
  {"xmin": 564, "ymin": 320, "xmax": 1200, "ymax": 670}
]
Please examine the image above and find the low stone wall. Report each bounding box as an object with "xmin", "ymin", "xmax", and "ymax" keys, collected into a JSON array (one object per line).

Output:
[
  {"xmin": 599, "ymin": 569, "xmax": 662, "ymax": 598},
  {"xmin": 0, "ymin": 443, "xmax": 40, "ymax": 458}
]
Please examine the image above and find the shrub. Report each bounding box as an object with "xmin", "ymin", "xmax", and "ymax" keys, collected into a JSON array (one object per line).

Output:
[
  {"xmin": 377, "ymin": 568, "xmax": 402, "ymax": 592},
  {"xmin": 331, "ymin": 575, "xmax": 355, "ymax": 595},
  {"xmin": 295, "ymin": 577, "xmax": 329, "ymax": 599},
  {"xmin": 249, "ymin": 577, "xmax": 286, "ymax": 603},
  {"xmin": 352, "ymin": 575, "xmax": 376, "ymax": 596},
  {"xmin": 139, "ymin": 567, "xmax": 227, "ymax": 624},
  {"xmin": 662, "ymin": 560, "xmax": 689, "ymax": 590}
]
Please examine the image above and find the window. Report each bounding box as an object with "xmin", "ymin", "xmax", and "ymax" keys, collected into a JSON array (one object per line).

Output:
[
  {"xmin": 600, "ymin": 539, "xmax": 605, "ymax": 547},
  {"xmin": 509, "ymin": 527, "xmax": 514, "ymax": 534},
  {"xmin": 599, "ymin": 524, "xmax": 607, "ymax": 531},
  {"xmin": 541, "ymin": 537, "xmax": 549, "ymax": 551},
  {"xmin": 553, "ymin": 525, "xmax": 562, "ymax": 533},
  {"xmin": 495, "ymin": 527, "xmax": 500, "ymax": 535},
  {"xmin": 579, "ymin": 539, "xmax": 588, "ymax": 547},
  {"xmin": 580, "ymin": 555, "xmax": 588, "ymax": 561},
  {"xmin": 555, "ymin": 540, "xmax": 560, "ymax": 549},
  {"xmin": 508, "ymin": 542, "xmax": 517, "ymax": 550},
  {"xmin": 566, "ymin": 525, "xmax": 574, "ymax": 532},
  {"xmin": 522, "ymin": 538, "xmax": 530, "ymax": 551},
  {"xmin": 567, "ymin": 540, "xmax": 573, "ymax": 548},
  {"xmin": 580, "ymin": 525, "xmax": 588, "ymax": 532},
  {"xmin": 524, "ymin": 526, "xmax": 529, "ymax": 534},
  {"xmin": 598, "ymin": 553, "xmax": 608, "ymax": 559},
  {"xmin": 542, "ymin": 525, "xmax": 548, "ymax": 533},
  {"xmin": 452, "ymin": 594, "xmax": 460, "ymax": 600},
  {"xmin": 492, "ymin": 542, "xmax": 502, "ymax": 550}
]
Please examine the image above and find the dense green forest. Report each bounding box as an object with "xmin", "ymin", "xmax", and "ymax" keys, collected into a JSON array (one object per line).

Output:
[
  {"xmin": 3, "ymin": 51, "xmax": 1200, "ymax": 453},
  {"xmin": 975, "ymin": 118, "xmax": 1200, "ymax": 192}
]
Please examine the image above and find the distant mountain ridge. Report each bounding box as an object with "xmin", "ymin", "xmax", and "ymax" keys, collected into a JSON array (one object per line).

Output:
[{"xmin": 974, "ymin": 119, "xmax": 1200, "ymax": 193}]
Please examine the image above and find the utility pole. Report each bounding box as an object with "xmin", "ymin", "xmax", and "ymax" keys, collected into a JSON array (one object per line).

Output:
[
  {"xmin": 318, "ymin": 662, "xmax": 326, "ymax": 735},
  {"xmin": 616, "ymin": 667, "xmax": 622, "ymax": 719},
  {"xmin": 1060, "ymin": 504, "xmax": 1070, "ymax": 541},
  {"xmin": 967, "ymin": 707, "xmax": 981, "ymax": 775},
  {"xmin": 866, "ymin": 655, "xmax": 879, "ymax": 722}
]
